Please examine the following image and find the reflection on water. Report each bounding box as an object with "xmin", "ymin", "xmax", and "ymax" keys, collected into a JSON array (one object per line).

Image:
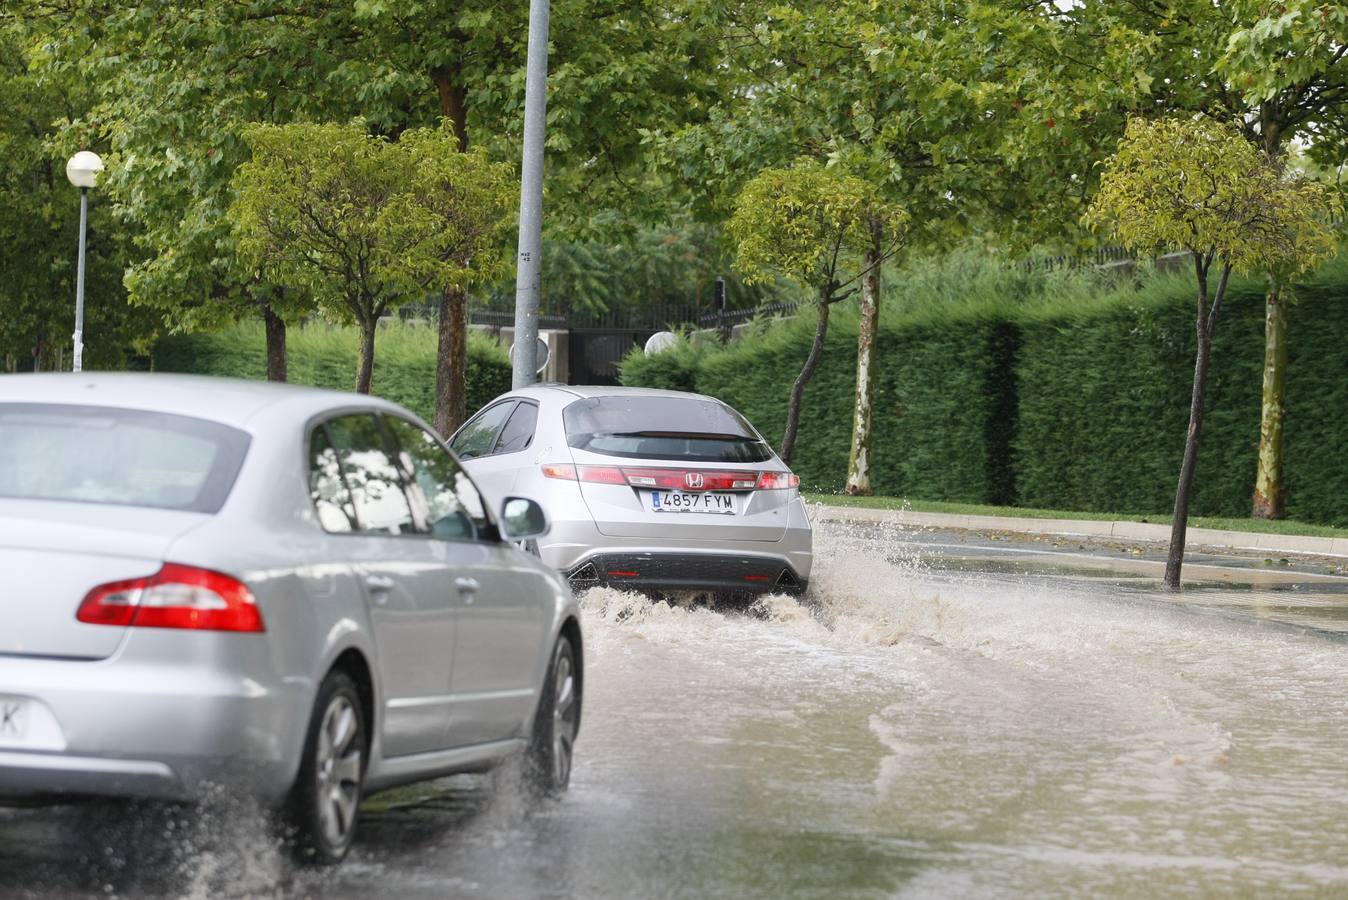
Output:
[{"xmin": 3, "ymin": 519, "xmax": 1347, "ymax": 897}]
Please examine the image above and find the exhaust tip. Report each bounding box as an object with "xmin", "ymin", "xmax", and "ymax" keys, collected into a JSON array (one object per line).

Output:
[{"xmin": 774, "ymin": 569, "xmax": 800, "ymax": 590}]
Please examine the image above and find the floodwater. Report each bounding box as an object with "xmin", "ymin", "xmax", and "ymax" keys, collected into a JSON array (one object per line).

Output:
[{"xmin": 3, "ymin": 519, "xmax": 1347, "ymax": 898}]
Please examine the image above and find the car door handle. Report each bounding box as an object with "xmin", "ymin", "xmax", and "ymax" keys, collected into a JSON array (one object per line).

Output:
[
  {"xmin": 364, "ymin": 574, "xmax": 395, "ymax": 604},
  {"xmin": 455, "ymin": 577, "xmax": 480, "ymax": 603}
]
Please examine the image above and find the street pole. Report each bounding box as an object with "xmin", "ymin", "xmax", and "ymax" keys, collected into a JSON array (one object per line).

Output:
[
  {"xmin": 73, "ymin": 186, "xmax": 88, "ymax": 373},
  {"xmin": 715, "ymin": 276, "xmax": 728, "ymax": 343},
  {"xmin": 511, "ymin": 0, "xmax": 550, "ymax": 389}
]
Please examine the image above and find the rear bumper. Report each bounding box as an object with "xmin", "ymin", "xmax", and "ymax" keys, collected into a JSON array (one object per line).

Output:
[
  {"xmin": 539, "ymin": 505, "xmax": 813, "ymax": 587},
  {"xmin": 0, "ymin": 638, "xmax": 309, "ymax": 804},
  {"xmin": 566, "ymin": 551, "xmax": 807, "ymax": 595},
  {"xmin": 0, "ymin": 751, "xmax": 181, "ymax": 801}
]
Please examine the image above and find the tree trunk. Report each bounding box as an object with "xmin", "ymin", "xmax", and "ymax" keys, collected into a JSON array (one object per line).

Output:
[
  {"xmin": 845, "ymin": 227, "xmax": 882, "ymax": 495},
  {"xmin": 1252, "ymin": 282, "xmax": 1287, "ymax": 519},
  {"xmin": 432, "ymin": 65, "xmax": 470, "ymax": 152},
  {"xmin": 1164, "ymin": 261, "xmax": 1230, "ymax": 591},
  {"xmin": 355, "ymin": 317, "xmax": 376, "ymax": 394},
  {"xmin": 262, "ymin": 303, "xmax": 288, "ymax": 382},
  {"xmin": 1252, "ymin": 105, "xmax": 1288, "ymax": 519},
  {"xmin": 435, "ymin": 286, "xmax": 469, "ymax": 438},
  {"xmin": 431, "ymin": 64, "xmax": 470, "ymax": 437},
  {"xmin": 781, "ymin": 291, "xmax": 831, "ymax": 465}
]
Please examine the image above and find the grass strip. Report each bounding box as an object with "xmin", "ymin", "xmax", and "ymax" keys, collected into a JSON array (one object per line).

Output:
[{"xmin": 805, "ymin": 493, "xmax": 1348, "ymax": 540}]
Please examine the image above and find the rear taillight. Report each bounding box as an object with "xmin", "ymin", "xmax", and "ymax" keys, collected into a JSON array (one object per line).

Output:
[
  {"xmin": 77, "ymin": 564, "xmax": 265, "ymax": 633},
  {"xmin": 542, "ymin": 464, "xmax": 626, "ymax": 484},
  {"xmin": 756, "ymin": 471, "xmax": 800, "ymax": 490},
  {"xmin": 542, "ymin": 464, "xmax": 795, "ymax": 491}
]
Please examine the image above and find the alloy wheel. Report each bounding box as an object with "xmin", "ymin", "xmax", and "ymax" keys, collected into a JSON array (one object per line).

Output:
[
  {"xmin": 551, "ymin": 649, "xmax": 578, "ymax": 788},
  {"xmin": 315, "ymin": 694, "xmax": 363, "ymax": 848}
]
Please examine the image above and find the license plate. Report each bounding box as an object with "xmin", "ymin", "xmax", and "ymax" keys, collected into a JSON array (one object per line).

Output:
[
  {"xmin": 649, "ymin": 491, "xmax": 736, "ymax": 514},
  {"xmin": 0, "ymin": 697, "xmax": 28, "ymax": 741}
]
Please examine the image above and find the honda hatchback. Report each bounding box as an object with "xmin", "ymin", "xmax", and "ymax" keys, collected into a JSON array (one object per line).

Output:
[{"xmin": 452, "ymin": 386, "xmax": 812, "ymax": 596}]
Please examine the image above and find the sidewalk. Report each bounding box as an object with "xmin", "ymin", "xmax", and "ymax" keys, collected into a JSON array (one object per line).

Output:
[{"xmin": 812, "ymin": 504, "xmax": 1348, "ymax": 559}]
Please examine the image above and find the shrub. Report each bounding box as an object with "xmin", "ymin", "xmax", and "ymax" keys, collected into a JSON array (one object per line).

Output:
[{"xmin": 153, "ymin": 321, "xmax": 511, "ymax": 426}]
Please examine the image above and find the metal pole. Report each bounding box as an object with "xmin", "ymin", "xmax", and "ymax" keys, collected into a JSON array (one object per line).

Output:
[
  {"xmin": 73, "ymin": 186, "xmax": 88, "ymax": 373},
  {"xmin": 715, "ymin": 276, "xmax": 728, "ymax": 342},
  {"xmin": 511, "ymin": 0, "xmax": 550, "ymax": 389}
]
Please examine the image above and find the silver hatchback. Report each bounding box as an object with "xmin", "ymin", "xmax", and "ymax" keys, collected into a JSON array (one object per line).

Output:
[
  {"xmin": 451, "ymin": 386, "xmax": 813, "ymax": 596},
  {"xmin": 0, "ymin": 374, "xmax": 582, "ymax": 863}
]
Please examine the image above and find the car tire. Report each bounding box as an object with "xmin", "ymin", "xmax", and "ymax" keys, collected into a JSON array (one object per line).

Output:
[
  {"xmin": 524, "ymin": 635, "xmax": 580, "ymax": 798},
  {"xmin": 286, "ymin": 670, "xmax": 367, "ymax": 865}
]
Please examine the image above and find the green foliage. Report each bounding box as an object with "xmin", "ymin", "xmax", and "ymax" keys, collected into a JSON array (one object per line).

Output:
[
  {"xmin": 731, "ymin": 162, "xmax": 869, "ymax": 289},
  {"xmin": 1220, "ymin": 1, "xmax": 1348, "ymax": 106},
  {"xmin": 1087, "ymin": 117, "xmax": 1340, "ymax": 277},
  {"xmin": 622, "ymin": 251, "xmax": 1348, "ymax": 526},
  {"xmin": 1013, "ymin": 272, "xmax": 1263, "ymax": 516},
  {"xmin": 650, "ymin": 1, "xmax": 1120, "ymax": 252},
  {"xmin": 17, "ymin": 0, "xmax": 724, "ymax": 339},
  {"xmin": 0, "ymin": 14, "xmax": 157, "ymax": 370},
  {"xmin": 728, "ymin": 161, "xmax": 905, "ymax": 294},
  {"xmin": 231, "ymin": 120, "xmax": 512, "ymax": 326},
  {"xmin": 153, "ymin": 322, "xmax": 510, "ymax": 425},
  {"xmin": 618, "ymin": 334, "xmax": 706, "ymax": 393},
  {"xmin": 487, "ymin": 219, "xmax": 802, "ymax": 318}
]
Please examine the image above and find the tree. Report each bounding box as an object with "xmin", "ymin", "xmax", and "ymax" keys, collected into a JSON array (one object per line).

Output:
[
  {"xmin": 0, "ymin": 11, "xmax": 156, "ymax": 372},
  {"xmin": 16, "ymin": 0, "xmax": 342, "ymax": 380},
  {"xmin": 651, "ymin": 0, "xmax": 1125, "ymax": 494},
  {"xmin": 1017, "ymin": 0, "xmax": 1348, "ymax": 520},
  {"xmin": 26, "ymin": 0, "xmax": 726, "ymax": 415},
  {"xmin": 1218, "ymin": 1, "xmax": 1348, "ymax": 518},
  {"xmin": 385, "ymin": 127, "xmax": 515, "ymax": 435},
  {"xmin": 1087, "ymin": 117, "xmax": 1338, "ymax": 590},
  {"xmin": 728, "ymin": 161, "xmax": 906, "ymax": 464},
  {"xmin": 231, "ymin": 121, "xmax": 513, "ymax": 396}
]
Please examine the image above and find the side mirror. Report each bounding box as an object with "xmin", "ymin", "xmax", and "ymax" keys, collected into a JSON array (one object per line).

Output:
[{"xmin": 500, "ymin": 496, "xmax": 550, "ymax": 541}]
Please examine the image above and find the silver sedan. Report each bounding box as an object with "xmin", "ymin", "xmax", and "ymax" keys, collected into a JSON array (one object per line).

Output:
[
  {"xmin": 0, "ymin": 373, "xmax": 582, "ymax": 864},
  {"xmin": 451, "ymin": 386, "xmax": 813, "ymax": 596}
]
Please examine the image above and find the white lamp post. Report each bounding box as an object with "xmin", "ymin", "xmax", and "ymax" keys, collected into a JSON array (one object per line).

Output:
[{"xmin": 65, "ymin": 150, "xmax": 104, "ymax": 373}]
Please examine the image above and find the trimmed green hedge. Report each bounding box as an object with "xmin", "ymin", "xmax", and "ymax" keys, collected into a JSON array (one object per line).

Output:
[
  {"xmin": 154, "ymin": 321, "xmax": 511, "ymax": 426},
  {"xmin": 1013, "ymin": 274, "xmax": 1266, "ymax": 517},
  {"xmin": 621, "ymin": 255, "xmax": 1348, "ymax": 526},
  {"xmin": 624, "ymin": 310, "xmax": 1020, "ymax": 500}
]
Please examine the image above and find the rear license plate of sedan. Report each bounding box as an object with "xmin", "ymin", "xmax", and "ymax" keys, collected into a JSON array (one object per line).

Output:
[
  {"xmin": 649, "ymin": 491, "xmax": 736, "ymax": 514},
  {"xmin": 0, "ymin": 696, "xmax": 29, "ymax": 742}
]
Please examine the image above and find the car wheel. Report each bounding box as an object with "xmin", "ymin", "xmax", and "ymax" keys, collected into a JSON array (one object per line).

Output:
[
  {"xmin": 525, "ymin": 635, "xmax": 579, "ymax": 798},
  {"xmin": 287, "ymin": 670, "xmax": 366, "ymax": 865}
]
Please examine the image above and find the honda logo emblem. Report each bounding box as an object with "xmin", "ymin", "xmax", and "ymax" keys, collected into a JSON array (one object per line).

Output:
[{"xmin": 685, "ymin": 472, "xmax": 704, "ymax": 489}]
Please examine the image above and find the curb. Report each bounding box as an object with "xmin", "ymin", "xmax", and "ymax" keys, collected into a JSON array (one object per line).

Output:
[{"xmin": 811, "ymin": 504, "xmax": 1348, "ymax": 559}]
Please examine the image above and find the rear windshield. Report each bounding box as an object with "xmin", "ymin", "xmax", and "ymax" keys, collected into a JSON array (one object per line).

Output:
[
  {"xmin": 563, "ymin": 395, "xmax": 773, "ymax": 463},
  {"xmin": 0, "ymin": 403, "xmax": 251, "ymax": 513}
]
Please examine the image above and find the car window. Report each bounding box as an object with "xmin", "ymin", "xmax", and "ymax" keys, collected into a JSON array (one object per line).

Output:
[
  {"xmin": 385, "ymin": 416, "xmax": 493, "ymax": 542},
  {"xmin": 308, "ymin": 425, "xmax": 358, "ymax": 533},
  {"xmin": 0, "ymin": 403, "xmax": 250, "ymax": 513},
  {"xmin": 451, "ymin": 401, "xmax": 515, "ymax": 460},
  {"xmin": 493, "ymin": 401, "xmax": 538, "ymax": 455},
  {"xmin": 562, "ymin": 396, "xmax": 773, "ymax": 463},
  {"xmin": 322, "ymin": 413, "xmax": 417, "ymax": 536}
]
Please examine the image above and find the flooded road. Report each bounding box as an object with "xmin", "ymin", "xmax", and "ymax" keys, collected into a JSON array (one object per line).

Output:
[{"xmin": 3, "ymin": 519, "xmax": 1347, "ymax": 898}]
